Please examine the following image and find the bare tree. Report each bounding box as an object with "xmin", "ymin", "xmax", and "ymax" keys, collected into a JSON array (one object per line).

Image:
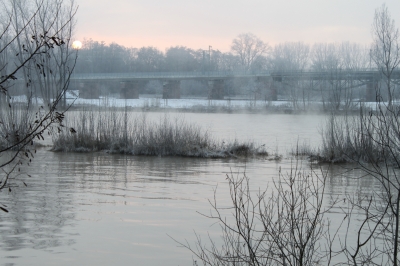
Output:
[
  {"xmin": 312, "ymin": 43, "xmax": 344, "ymax": 111},
  {"xmin": 231, "ymin": 33, "xmax": 270, "ymax": 71},
  {"xmin": 176, "ymin": 165, "xmax": 339, "ymax": 266},
  {"xmin": 133, "ymin": 46, "xmax": 164, "ymax": 72},
  {"xmin": 0, "ymin": 0, "xmax": 77, "ymax": 212},
  {"xmin": 164, "ymin": 46, "xmax": 200, "ymax": 72},
  {"xmin": 311, "ymin": 7, "xmax": 400, "ymax": 262},
  {"xmin": 311, "ymin": 42, "xmax": 367, "ymax": 112},
  {"xmin": 371, "ymin": 4, "xmax": 400, "ymax": 105},
  {"xmin": 31, "ymin": 0, "xmax": 77, "ymax": 107},
  {"xmin": 270, "ymin": 42, "xmax": 311, "ymax": 110},
  {"xmin": 319, "ymin": 100, "xmax": 400, "ymax": 265},
  {"xmin": 340, "ymin": 42, "xmax": 369, "ymax": 108}
]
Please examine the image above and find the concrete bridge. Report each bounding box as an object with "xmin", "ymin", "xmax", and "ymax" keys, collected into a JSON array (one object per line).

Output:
[
  {"xmin": 70, "ymin": 69, "xmax": 400, "ymax": 100},
  {"xmin": 70, "ymin": 70, "xmax": 270, "ymax": 81},
  {"xmin": 70, "ymin": 70, "xmax": 272, "ymax": 99}
]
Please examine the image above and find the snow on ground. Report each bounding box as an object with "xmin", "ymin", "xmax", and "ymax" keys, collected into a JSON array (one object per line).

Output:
[
  {"xmin": 68, "ymin": 97, "xmax": 382, "ymax": 111},
  {"xmin": 8, "ymin": 94, "xmax": 382, "ymax": 111},
  {"xmin": 68, "ymin": 97, "xmax": 292, "ymax": 110}
]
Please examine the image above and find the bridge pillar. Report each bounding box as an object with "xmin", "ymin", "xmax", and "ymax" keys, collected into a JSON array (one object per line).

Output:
[
  {"xmin": 120, "ymin": 81, "xmax": 140, "ymax": 99},
  {"xmin": 163, "ymin": 80, "xmax": 181, "ymax": 99},
  {"xmin": 258, "ymin": 77, "xmax": 277, "ymax": 101},
  {"xmin": 366, "ymin": 80, "xmax": 378, "ymax": 102},
  {"xmin": 79, "ymin": 82, "xmax": 100, "ymax": 99},
  {"xmin": 272, "ymin": 75, "xmax": 282, "ymax": 82},
  {"xmin": 208, "ymin": 79, "xmax": 224, "ymax": 100},
  {"xmin": 270, "ymin": 84, "xmax": 278, "ymax": 101}
]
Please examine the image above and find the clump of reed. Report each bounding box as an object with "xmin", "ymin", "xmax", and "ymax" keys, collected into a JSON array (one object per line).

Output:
[
  {"xmin": 0, "ymin": 103, "xmax": 34, "ymax": 150},
  {"xmin": 316, "ymin": 104, "xmax": 400, "ymax": 164},
  {"xmin": 290, "ymin": 139, "xmax": 316, "ymax": 157},
  {"xmin": 52, "ymin": 108, "xmax": 268, "ymax": 158}
]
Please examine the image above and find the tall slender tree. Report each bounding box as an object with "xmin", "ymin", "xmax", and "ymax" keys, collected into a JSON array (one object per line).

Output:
[{"xmin": 371, "ymin": 4, "xmax": 400, "ymax": 105}]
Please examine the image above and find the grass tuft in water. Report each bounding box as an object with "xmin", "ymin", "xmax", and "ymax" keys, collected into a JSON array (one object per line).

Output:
[{"xmin": 52, "ymin": 108, "xmax": 269, "ymax": 158}]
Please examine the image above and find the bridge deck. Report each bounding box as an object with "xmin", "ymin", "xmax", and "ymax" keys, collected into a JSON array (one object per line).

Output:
[{"xmin": 70, "ymin": 69, "xmax": 400, "ymax": 82}]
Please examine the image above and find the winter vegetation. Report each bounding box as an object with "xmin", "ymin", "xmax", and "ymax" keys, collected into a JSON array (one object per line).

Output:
[
  {"xmin": 316, "ymin": 103, "xmax": 398, "ymax": 164},
  {"xmin": 70, "ymin": 29, "xmax": 400, "ymax": 113},
  {"xmin": 52, "ymin": 108, "xmax": 268, "ymax": 158},
  {"xmin": 311, "ymin": 2, "xmax": 400, "ymax": 164},
  {"xmin": 178, "ymin": 4, "xmax": 400, "ymax": 265},
  {"xmin": 61, "ymin": 96, "xmax": 333, "ymax": 114},
  {"xmin": 0, "ymin": 0, "xmax": 400, "ymax": 265},
  {"xmin": 176, "ymin": 164, "xmax": 339, "ymax": 265},
  {"xmin": 0, "ymin": 0, "xmax": 77, "ymax": 210}
]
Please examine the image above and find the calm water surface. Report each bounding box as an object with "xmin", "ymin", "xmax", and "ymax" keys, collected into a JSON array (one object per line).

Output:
[{"xmin": 0, "ymin": 112, "xmax": 376, "ymax": 265}]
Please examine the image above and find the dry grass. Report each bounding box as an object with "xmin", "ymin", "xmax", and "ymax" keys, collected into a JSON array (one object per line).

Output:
[
  {"xmin": 52, "ymin": 108, "xmax": 268, "ymax": 158},
  {"xmin": 316, "ymin": 104, "xmax": 400, "ymax": 164},
  {"xmin": 0, "ymin": 104, "xmax": 34, "ymax": 150}
]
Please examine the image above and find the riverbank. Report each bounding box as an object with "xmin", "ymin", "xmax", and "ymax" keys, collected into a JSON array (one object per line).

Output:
[{"xmin": 67, "ymin": 96, "xmax": 379, "ymax": 114}]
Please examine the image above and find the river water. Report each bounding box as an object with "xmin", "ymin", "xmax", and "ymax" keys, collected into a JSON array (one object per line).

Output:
[{"xmin": 0, "ymin": 112, "xmax": 376, "ymax": 265}]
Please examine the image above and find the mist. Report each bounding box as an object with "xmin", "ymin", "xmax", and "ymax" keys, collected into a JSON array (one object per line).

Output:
[{"xmin": 1, "ymin": 1, "xmax": 400, "ymax": 266}]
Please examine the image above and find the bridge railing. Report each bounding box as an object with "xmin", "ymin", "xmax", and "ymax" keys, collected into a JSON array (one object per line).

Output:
[
  {"xmin": 70, "ymin": 68, "xmax": 400, "ymax": 81},
  {"xmin": 70, "ymin": 70, "xmax": 271, "ymax": 80}
]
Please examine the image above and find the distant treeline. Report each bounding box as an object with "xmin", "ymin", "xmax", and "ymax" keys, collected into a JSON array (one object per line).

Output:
[
  {"xmin": 72, "ymin": 31, "xmax": 400, "ymax": 110},
  {"xmin": 74, "ymin": 33, "xmax": 371, "ymax": 74}
]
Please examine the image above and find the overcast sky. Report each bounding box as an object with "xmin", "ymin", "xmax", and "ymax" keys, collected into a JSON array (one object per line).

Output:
[{"xmin": 74, "ymin": 0, "xmax": 400, "ymax": 52}]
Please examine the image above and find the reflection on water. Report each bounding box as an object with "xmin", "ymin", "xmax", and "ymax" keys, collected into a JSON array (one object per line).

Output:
[{"xmin": 0, "ymin": 113, "xmax": 376, "ymax": 265}]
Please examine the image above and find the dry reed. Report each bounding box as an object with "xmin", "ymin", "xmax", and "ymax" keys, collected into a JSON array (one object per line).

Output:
[{"xmin": 52, "ymin": 108, "xmax": 268, "ymax": 158}]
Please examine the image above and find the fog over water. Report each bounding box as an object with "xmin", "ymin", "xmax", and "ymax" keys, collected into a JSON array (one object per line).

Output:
[
  {"xmin": 0, "ymin": 112, "xmax": 376, "ymax": 265},
  {"xmin": 1, "ymin": 0, "xmax": 400, "ymax": 264}
]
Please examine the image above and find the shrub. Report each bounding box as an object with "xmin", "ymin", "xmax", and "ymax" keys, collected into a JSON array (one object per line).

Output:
[{"xmin": 318, "ymin": 104, "xmax": 399, "ymax": 164}]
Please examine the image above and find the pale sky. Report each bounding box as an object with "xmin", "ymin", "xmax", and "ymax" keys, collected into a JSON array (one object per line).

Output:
[{"xmin": 74, "ymin": 0, "xmax": 400, "ymax": 52}]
